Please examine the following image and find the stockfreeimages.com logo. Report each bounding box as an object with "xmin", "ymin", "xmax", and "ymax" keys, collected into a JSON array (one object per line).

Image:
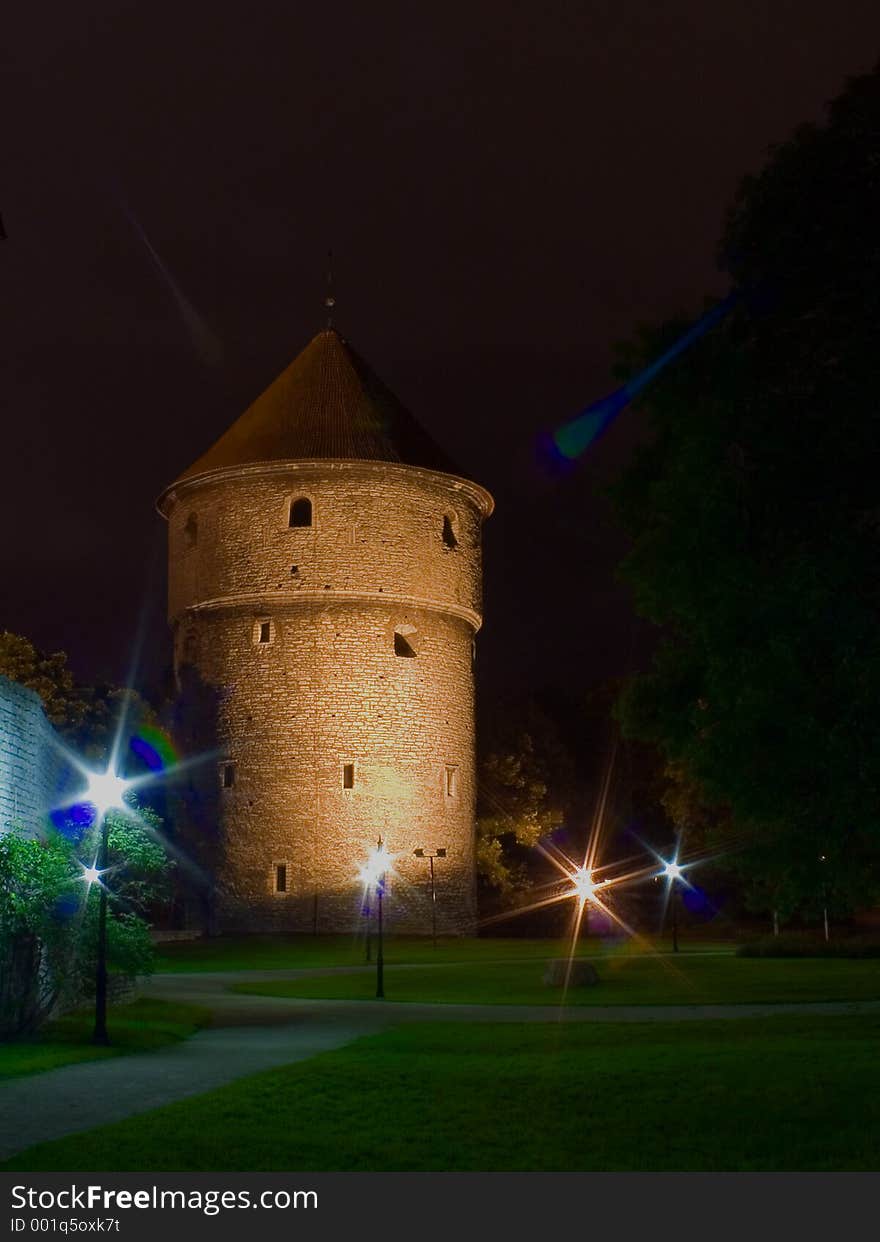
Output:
[{"xmin": 11, "ymin": 1185, "xmax": 317, "ymax": 1217}]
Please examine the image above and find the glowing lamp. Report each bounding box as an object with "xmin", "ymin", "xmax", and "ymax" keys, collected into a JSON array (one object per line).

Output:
[
  {"xmin": 81, "ymin": 864, "xmax": 102, "ymax": 886},
  {"xmin": 358, "ymin": 841, "xmax": 393, "ymax": 888},
  {"xmin": 662, "ymin": 860, "xmax": 683, "ymax": 882},
  {"xmin": 85, "ymin": 770, "xmax": 130, "ymax": 816},
  {"xmin": 571, "ymin": 866, "xmax": 598, "ymax": 904}
]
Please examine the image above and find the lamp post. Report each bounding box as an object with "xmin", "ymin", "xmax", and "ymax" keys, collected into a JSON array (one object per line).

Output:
[
  {"xmin": 93, "ymin": 811, "xmax": 111, "ymax": 1044},
  {"xmin": 661, "ymin": 859, "xmax": 683, "ymax": 953},
  {"xmin": 83, "ymin": 768, "xmax": 130, "ymax": 1045},
  {"xmin": 375, "ymin": 837, "xmax": 386, "ymax": 999},
  {"xmin": 570, "ymin": 865, "xmax": 599, "ymax": 939},
  {"xmin": 358, "ymin": 838, "xmax": 392, "ymax": 998},
  {"xmin": 413, "ymin": 847, "xmax": 447, "ymax": 948},
  {"xmin": 819, "ymin": 853, "xmax": 830, "ymax": 943}
]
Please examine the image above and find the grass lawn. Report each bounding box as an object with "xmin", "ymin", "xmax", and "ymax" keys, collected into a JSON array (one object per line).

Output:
[
  {"xmin": 233, "ymin": 952, "xmax": 880, "ymax": 1007},
  {"xmin": 155, "ymin": 933, "xmax": 731, "ymax": 973},
  {"xmin": 4, "ymin": 1014, "xmax": 878, "ymax": 1171},
  {"xmin": 0, "ymin": 999, "xmax": 210, "ymax": 1082}
]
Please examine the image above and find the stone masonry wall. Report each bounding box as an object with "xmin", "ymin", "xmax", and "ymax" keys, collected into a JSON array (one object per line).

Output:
[
  {"xmin": 0, "ymin": 675, "xmax": 73, "ymax": 834},
  {"xmin": 163, "ymin": 461, "xmax": 488, "ymax": 626},
  {"xmin": 161, "ymin": 461, "xmax": 492, "ymax": 934}
]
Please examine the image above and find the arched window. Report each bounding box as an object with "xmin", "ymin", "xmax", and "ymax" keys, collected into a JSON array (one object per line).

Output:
[
  {"xmin": 442, "ymin": 513, "xmax": 458, "ymax": 550},
  {"xmin": 184, "ymin": 513, "xmax": 198, "ymax": 549},
  {"xmin": 289, "ymin": 497, "xmax": 312, "ymax": 528},
  {"xmin": 394, "ymin": 625, "xmax": 418, "ymax": 658}
]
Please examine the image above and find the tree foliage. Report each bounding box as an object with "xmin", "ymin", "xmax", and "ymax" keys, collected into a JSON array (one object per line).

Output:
[
  {"xmin": 0, "ymin": 630, "xmax": 155, "ymax": 760},
  {"xmin": 611, "ymin": 64, "xmax": 880, "ymax": 920},
  {"xmin": 70, "ymin": 805, "xmax": 169, "ymax": 1001},
  {"xmin": 476, "ymin": 698, "xmax": 576, "ymax": 895},
  {"xmin": 0, "ymin": 804, "xmax": 170, "ymax": 1038},
  {"xmin": 0, "ymin": 828, "xmax": 76, "ymax": 1036}
]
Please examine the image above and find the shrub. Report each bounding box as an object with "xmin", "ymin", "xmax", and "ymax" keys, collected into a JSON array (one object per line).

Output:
[{"xmin": 737, "ymin": 934, "xmax": 880, "ymax": 959}]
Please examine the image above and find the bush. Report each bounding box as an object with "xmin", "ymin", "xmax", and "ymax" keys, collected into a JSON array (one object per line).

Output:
[
  {"xmin": 0, "ymin": 829, "xmax": 79, "ymax": 1037},
  {"xmin": 737, "ymin": 934, "xmax": 880, "ymax": 959},
  {"xmin": 1, "ymin": 805, "xmax": 170, "ymax": 1038}
]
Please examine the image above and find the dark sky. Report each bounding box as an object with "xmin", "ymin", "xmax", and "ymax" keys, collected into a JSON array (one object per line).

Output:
[{"xmin": 3, "ymin": 2, "xmax": 880, "ymax": 703}]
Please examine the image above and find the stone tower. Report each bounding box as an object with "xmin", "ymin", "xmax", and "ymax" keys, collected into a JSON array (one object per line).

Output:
[{"xmin": 158, "ymin": 328, "xmax": 493, "ymax": 933}]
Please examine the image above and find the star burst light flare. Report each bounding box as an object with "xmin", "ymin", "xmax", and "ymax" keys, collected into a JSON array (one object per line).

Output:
[{"xmin": 357, "ymin": 840, "xmax": 395, "ymax": 889}]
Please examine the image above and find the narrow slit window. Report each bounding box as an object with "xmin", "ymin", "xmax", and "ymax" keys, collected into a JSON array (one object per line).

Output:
[
  {"xmin": 184, "ymin": 513, "xmax": 198, "ymax": 549},
  {"xmin": 222, "ymin": 763, "xmax": 235, "ymax": 789},
  {"xmin": 394, "ymin": 625, "xmax": 418, "ymax": 658},
  {"xmin": 254, "ymin": 618, "xmax": 274, "ymax": 645},
  {"xmin": 445, "ymin": 766, "xmax": 458, "ymax": 797},
  {"xmin": 342, "ymin": 763, "xmax": 355, "ymax": 790},
  {"xmin": 289, "ymin": 497, "xmax": 312, "ymax": 528},
  {"xmin": 442, "ymin": 513, "xmax": 458, "ymax": 549},
  {"xmin": 274, "ymin": 864, "xmax": 287, "ymax": 893}
]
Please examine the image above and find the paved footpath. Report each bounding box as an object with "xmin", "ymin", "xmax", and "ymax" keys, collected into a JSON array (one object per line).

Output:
[{"xmin": 1, "ymin": 967, "xmax": 878, "ymax": 1163}]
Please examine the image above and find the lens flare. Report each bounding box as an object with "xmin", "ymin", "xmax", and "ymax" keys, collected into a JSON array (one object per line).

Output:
[
  {"xmin": 570, "ymin": 865, "xmax": 599, "ymax": 906},
  {"xmin": 357, "ymin": 841, "xmax": 395, "ymax": 889},
  {"xmin": 478, "ymin": 740, "xmax": 725, "ymax": 1011},
  {"xmin": 547, "ymin": 290, "xmax": 742, "ymax": 463},
  {"xmin": 79, "ymin": 859, "xmax": 104, "ymax": 888},
  {"xmin": 130, "ymin": 725, "xmax": 179, "ymax": 772},
  {"xmin": 85, "ymin": 770, "xmax": 131, "ymax": 816}
]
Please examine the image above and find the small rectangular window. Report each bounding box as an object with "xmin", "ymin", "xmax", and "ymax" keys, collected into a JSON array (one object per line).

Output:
[
  {"xmin": 222, "ymin": 763, "xmax": 235, "ymax": 789},
  {"xmin": 275, "ymin": 864, "xmax": 287, "ymax": 893},
  {"xmin": 259, "ymin": 621, "xmax": 271, "ymax": 644},
  {"xmin": 445, "ymin": 766, "xmax": 458, "ymax": 797},
  {"xmin": 343, "ymin": 763, "xmax": 355, "ymax": 789}
]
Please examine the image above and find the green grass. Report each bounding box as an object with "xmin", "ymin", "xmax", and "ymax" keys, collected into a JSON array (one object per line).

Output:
[
  {"xmin": 233, "ymin": 952, "xmax": 880, "ymax": 1007},
  {"xmin": 5, "ymin": 1014, "xmax": 879, "ymax": 1170},
  {"xmin": 0, "ymin": 999, "xmax": 210, "ymax": 1082},
  {"xmin": 155, "ymin": 933, "xmax": 731, "ymax": 973}
]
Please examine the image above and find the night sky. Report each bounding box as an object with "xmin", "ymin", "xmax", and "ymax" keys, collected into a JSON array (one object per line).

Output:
[{"xmin": 4, "ymin": 3, "xmax": 880, "ymax": 704}]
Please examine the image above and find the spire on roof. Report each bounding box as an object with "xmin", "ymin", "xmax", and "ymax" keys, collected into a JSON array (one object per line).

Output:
[{"xmin": 324, "ymin": 249, "xmax": 335, "ymax": 330}]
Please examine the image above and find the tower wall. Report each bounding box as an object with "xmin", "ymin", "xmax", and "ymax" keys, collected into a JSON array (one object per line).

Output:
[{"xmin": 161, "ymin": 460, "xmax": 492, "ymax": 934}]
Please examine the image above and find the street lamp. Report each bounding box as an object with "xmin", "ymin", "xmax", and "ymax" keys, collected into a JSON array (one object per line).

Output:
[
  {"xmin": 83, "ymin": 767, "xmax": 132, "ymax": 1044},
  {"xmin": 819, "ymin": 854, "xmax": 830, "ymax": 943},
  {"xmin": 413, "ymin": 847, "xmax": 447, "ymax": 948},
  {"xmin": 362, "ymin": 891, "xmax": 372, "ymax": 963},
  {"xmin": 359, "ymin": 839, "xmax": 392, "ymax": 998},
  {"xmin": 659, "ymin": 857, "xmax": 684, "ymax": 953},
  {"xmin": 569, "ymin": 864, "xmax": 601, "ymax": 936}
]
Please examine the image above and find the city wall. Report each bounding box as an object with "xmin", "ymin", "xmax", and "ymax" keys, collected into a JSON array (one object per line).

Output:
[{"xmin": 0, "ymin": 675, "xmax": 73, "ymax": 833}]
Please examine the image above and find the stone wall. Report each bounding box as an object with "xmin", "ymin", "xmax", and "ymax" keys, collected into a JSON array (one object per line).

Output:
[
  {"xmin": 161, "ymin": 460, "xmax": 493, "ymax": 934},
  {"xmin": 0, "ymin": 675, "xmax": 73, "ymax": 834}
]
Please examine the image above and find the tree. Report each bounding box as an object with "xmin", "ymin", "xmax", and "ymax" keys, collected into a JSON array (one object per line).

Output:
[
  {"xmin": 0, "ymin": 827, "xmax": 75, "ymax": 1036},
  {"xmin": 0, "ymin": 803, "xmax": 170, "ymax": 1037},
  {"xmin": 0, "ymin": 631, "xmax": 85, "ymax": 736},
  {"xmin": 476, "ymin": 697, "xmax": 576, "ymax": 897},
  {"xmin": 610, "ymin": 64, "xmax": 880, "ymax": 922},
  {"xmin": 0, "ymin": 630, "xmax": 156, "ymax": 760},
  {"xmin": 70, "ymin": 804, "xmax": 169, "ymax": 1001}
]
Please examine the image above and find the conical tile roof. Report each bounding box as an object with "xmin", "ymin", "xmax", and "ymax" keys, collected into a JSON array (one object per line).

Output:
[{"xmin": 176, "ymin": 328, "xmax": 458, "ymax": 482}]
